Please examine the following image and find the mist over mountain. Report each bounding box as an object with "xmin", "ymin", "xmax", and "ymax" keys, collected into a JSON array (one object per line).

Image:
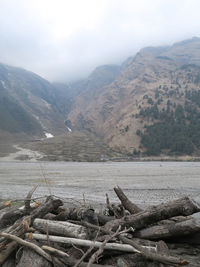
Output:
[
  {"xmin": 67, "ymin": 37, "xmax": 200, "ymax": 157},
  {"xmin": 1, "ymin": 37, "xmax": 200, "ymax": 160}
]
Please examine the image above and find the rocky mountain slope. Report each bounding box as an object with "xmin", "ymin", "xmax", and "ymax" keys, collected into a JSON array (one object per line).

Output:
[
  {"xmin": 2, "ymin": 37, "xmax": 200, "ymax": 160},
  {"xmin": 0, "ymin": 62, "xmax": 121, "ymax": 160},
  {"xmin": 68, "ymin": 37, "xmax": 200, "ymax": 156},
  {"xmin": 0, "ymin": 63, "xmax": 66, "ymax": 143}
]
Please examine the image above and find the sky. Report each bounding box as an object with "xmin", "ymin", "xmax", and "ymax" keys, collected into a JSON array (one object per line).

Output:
[{"xmin": 0, "ymin": 0, "xmax": 200, "ymax": 82}]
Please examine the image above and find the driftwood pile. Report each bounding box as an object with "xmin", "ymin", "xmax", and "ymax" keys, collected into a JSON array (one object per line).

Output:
[{"xmin": 0, "ymin": 186, "xmax": 200, "ymax": 266}]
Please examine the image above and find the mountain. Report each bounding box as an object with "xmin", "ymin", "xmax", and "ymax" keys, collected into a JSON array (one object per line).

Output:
[
  {"xmin": 1, "ymin": 37, "xmax": 200, "ymax": 160},
  {"xmin": 0, "ymin": 63, "xmax": 66, "ymax": 142},
  {"xmin": 68, "ymin": 37, "xmax": 200, "ymax": 156}
]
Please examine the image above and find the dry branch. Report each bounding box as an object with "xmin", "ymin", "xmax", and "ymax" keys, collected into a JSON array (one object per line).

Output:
[
  {"xmin": 42, "ymin": 245, "xmax": 69, "ymax": 257},
  {"xmin": 77, "ymin": 220, "xmax": 188, "ymax": 266},
  {"xmin": 24, "ymin": 185, "xmax": 38, "ymax": 214},
  {"xmin": 43, "ymin": 246, "xmax": 113, "ymax": 267},
  {"xmin": 0, "ymin": 233, "xmax": 53, "ymax": 262},
  {"xmin": 25, "ymin": 233, "xmax": 140, "ymax": 253},
  {"xmin": 114, "ymin": 186, "xmax": 142, "ymax": 214},
  {"xmin": 0, "ymin": 232, "xmax": 66, "ymax": 267},
  {"xmin": 87, "ymin": 227, "xmax": 122, "ymax": 267}
]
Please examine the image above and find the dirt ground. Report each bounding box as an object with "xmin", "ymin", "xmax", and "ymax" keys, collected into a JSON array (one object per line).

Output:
[{"xmin": 0, "ymin": 161, "xmax": 199, "ymax": 209}]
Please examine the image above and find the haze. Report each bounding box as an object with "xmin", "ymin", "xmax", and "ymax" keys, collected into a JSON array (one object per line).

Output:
[{"xmin": 0, "ymin": 0, "xmax": 200, "ymax": 82}]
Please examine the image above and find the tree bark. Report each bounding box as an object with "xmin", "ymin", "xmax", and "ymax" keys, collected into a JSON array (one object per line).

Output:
[
  {"xmin": 2, "ymin": 257, "xmax": 16, "ymax": 267},
  {"xmin": 114, "ymin": 186, "xmax": 142, "ymax": 214},
  {"xmin": 104, "ymin": 196, "xmax": 200, "ymax": 231},
  {"xmin": 33, "ymin": 218, "xmax": 87, "ymax": 239},
  {"xmin": 156, "ymin": 241, "xmax": 170, "ymax": 267},
  {"xmin": 0, "ymin": 207, "xmax": 24, "ymax": 229},
  {"xmin": 97, "ymin": 214, "xmax": 114, "ymax": 225},
  {"xmin": 16, "ymin": 246, "xmax": 53, "ymax": 267},
  {"xmin": 0, "ymin": 241, "xmax": 18, "ymax": 265},
  {"xmin": 134, "ymin": 213, "xmax": 200, "ymax": 240},
  {"xmin": 30, "ymin": 196, "xmax": 63, "ymax": 223}
]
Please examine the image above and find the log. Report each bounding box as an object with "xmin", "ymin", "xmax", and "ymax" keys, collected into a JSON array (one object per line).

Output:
[
  {"xmin": 173, "ymin": 232, "xmax": 200, "ymax": 245},
  {"xmin": 17, "ymin": 246, "xmax": 53, "ymax": 267},
  {"xmin": 97, "ymin": 214, "xmax": 114, "ymax": 225},
  {"xmin": 43, "ymin": 213, "xmax": 56, "ymax": 220},
  {"xmin": 30, "ymin": 196, "xmax": 63, "ymax": 223},
  {"xmin": 0, "ymin": 216, "xmax": 31, "ymax": 264},
  {"xmin": 114, "ymin": 186, "xmax": 142, "ymax": 214},
  {"xmin": 55, "ymin": 207, "xmax": 113, "ymax": 225},
  {"xmin": 134, "ymin": 213, "xmax": 200, "ymax": 240},
  {"xmin": 0, "ymin": 196, "xmax": 62, "ymax": 263},
  {"xmin": 156, "ymin": 241, "xmax": 170, "ymax": 267},
  {"xmin": 54, "ymin": 207, "xmax": 83, "ymax": 221},
  {"xmin": 26, "ymin": 233, "xmax": 142, "ymax": 253},
  {"xmin": 33, "ymin": 218, "xmax": 87, "ymax": 239},
  {"xmin": 104, "ymin": 196, "xmax": 200, "ymax": 231},
  {"xmin": 0, "ymin": 233, "xmax": 66, "ymax": 267},
  {"xmin": 78, "ymin": 221, "xmax": 188, "ymax": 266},
  {"xmin": 0, "ymin": 207, "xmax": 24, "ymax": 229},
  {"xmin": 0, "ymin": 241, "xmax": 18, "ymax": 265}
]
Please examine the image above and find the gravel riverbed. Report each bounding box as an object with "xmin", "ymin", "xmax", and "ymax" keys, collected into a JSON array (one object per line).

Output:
[{"xmin": 0, "ymin": 161, "xmax": 200, "ymax": 208}]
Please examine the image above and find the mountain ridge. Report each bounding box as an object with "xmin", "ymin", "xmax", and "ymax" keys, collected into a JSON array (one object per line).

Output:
[
  {"xmin": 67, "ymin": 37, "xmax": 200, "ymax": 157},
  {"xmin": 1, "ymin": 37, "xmax": 200, "ymax": 160}
]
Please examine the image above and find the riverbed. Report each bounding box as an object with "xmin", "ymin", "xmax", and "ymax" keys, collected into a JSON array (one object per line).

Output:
[{"xmin": 0, "ymin": 161, "xmax": 200, "ymax": 208}]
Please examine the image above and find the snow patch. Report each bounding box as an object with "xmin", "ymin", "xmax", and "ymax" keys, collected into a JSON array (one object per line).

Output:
[
  {"xmin": 67, "ymin": 127, "xmax": 72, "ymax": 132},
  {"xmin": 45, "ymin": 132, "xmax": 54, "ymax": 138}
]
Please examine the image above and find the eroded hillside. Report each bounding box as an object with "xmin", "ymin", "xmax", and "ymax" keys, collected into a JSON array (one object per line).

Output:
[{"xmin": 68, "ymin": 37, "xmax": 200, "ymax": 156}]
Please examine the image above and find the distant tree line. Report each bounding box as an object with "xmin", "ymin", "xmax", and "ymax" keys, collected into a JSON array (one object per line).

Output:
[{"xmin": 137, "ymin": 89, "xmax": 200, "ymax": 156}]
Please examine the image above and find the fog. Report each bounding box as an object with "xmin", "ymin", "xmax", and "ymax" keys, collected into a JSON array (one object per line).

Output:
[{"xmin": 0, "ymin": 0, "xmax": 200, "ymax": 82}]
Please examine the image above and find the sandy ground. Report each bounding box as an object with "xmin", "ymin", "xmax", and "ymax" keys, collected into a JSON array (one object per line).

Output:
[
  {"xmin": 0, "ymin": 161, "xmax": 199, "ymax": 209},
  {"xmin": 0, "ymin": 145, "xmax": 44, "ymax": 162}
]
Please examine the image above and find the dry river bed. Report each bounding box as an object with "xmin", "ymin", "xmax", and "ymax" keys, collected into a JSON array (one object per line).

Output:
[{"xmin": 0, "ymin": 161, "xmax": 200, "ymax": 209}]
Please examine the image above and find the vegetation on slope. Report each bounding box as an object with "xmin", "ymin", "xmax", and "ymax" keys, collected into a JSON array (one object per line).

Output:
[{"xmin": 137, "ymin": 85, "xmax": 200, "ymax": 156}]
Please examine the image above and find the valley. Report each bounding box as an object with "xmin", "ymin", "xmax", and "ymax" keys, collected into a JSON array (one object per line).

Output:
[{"xmin": 1, "ymin": 37, "xmax": 200, "ymax": 160}]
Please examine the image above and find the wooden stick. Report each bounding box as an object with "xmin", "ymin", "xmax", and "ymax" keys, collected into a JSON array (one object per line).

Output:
[
  {"xmin": 0, "ymin": 233, "xmax": 52, "ymax": 262},
  {"xmin": 0, "ymin": 232, "xmax": 65, "ymax": 267},
  {"xmin": 87, "ymin": 227, "xmax": 121, "ymax": 267},
  {"xmin": 42, "ymin": 245, "xmax": 69, "ymax": 257},
  {"xmin": 24, "ymin": 185, "xmax": 38, "ymax": 214},
  {"xmin": 74, "ymin": 229, "xmax": 100, "ymax": 267},
  {"xmin": 43, "ymin": 246, "xmax": 113, "ymax": 267},
  {"xmin": 76, "ymin": 221, "xmax": 188, "ymax": 266},
  {"xmin": 25, "ymin": 233, "xmax": 140, "ymax": 253}
]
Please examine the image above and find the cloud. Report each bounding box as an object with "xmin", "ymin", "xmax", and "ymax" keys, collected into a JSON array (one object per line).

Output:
[{"xmin": 0, "ymin": 0, "xmax": 200, "ymax": 82}]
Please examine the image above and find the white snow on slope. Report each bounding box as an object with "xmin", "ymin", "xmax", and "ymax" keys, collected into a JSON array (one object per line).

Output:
[{"xmin": 45, "ymin": 132, "xmax": 54, "ymax": 138}]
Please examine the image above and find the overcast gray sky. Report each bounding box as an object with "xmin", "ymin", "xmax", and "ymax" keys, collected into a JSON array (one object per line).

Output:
[{"xmin": 0, "ymin": 0, "xmax": 200, "ymax": 82}]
